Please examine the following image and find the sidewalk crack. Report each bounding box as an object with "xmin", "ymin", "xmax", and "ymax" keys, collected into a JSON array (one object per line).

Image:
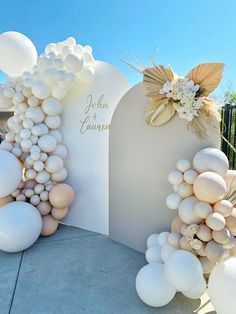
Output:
[{"xmin": 8, "ymin": 251, "xmax": 24, "ymax": 314}]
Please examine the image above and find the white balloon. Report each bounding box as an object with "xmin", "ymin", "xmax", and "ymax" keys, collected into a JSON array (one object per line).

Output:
[
  {"xmin": 0, "ymin": 150, "xmax": 22, "ymax": 197},
  {"xmin": 44, "ymin": 115, "xmax": 61, "ymax": 129},
  {"xmin": 20, "ymin": 128, "xmax": 31, "ymax": 139},
  {"xmin": 0, "ymin": 87, "xmax": 13, "ymax": 109},
  {"xmin": 37, "ymin": 123, "xmax": 49, "ymax": 135},
  {"xmin": 31, "ymin": 125, "xmax": 42, "ymax": 136},
  {"xmin": 25, "ymin": 107, "xmax": 45, "ymax": 124},
  {"xmin": 51, "ymin": 85, "xmax": 66, "ymax": 100},
  {"xmin": 208, "ymin": 257, "xmax": 236, "ymax": 314},
  {"xmin": 23, "ymin": 118, "xmax": 34, "ymax": 129},
  {"xmin": 34, "ymin": 184, "xmax": 44, "ymax": 195},
  {"xmin": 25, "ymin": 169, "xmax": 36, "ymax": 179},
  {"xmin": 168, "ymin": 170, "xmax": 183, "ymax": 185},
  {"xmin": 52, "ymin": 144, "xmax": 68, "ymax": 159},
  {"xmin": 33, "ymin": 160, "xmax": 44, "ymax": 172},
  {"xmin": 51, "ymin": 167, "xmax": 68, "ymax": 182},
  {"xmin": 49, "ymin": 130, "xmax": 62, "ymax": 143},
  {"xmin": 176, "ymin": 159, "xmax": 191, "ymax": 172},
  {"xmin": 35, "ymin": 170, "xmax": 50, "ymax": 184},
  {"xmin": 146, "ymin": 233, "xmax": 159, "ymax": 248},
  {"xmin": 45, "ymin": 155, "xmax": 63, "ymax": 173},
  {"xmin": 166, "ymin": 193, "xmax": 182, "ymax": 210},
  {"xmin": 0, "ymin": 201, "xmax": 42, "ymax": 252},
  {"xmin": 178, "ymin": 196, "xmax": 203, "ymax": 224},
  {"xmin": 28, "ymin": 96, "xmax": 39, "ymax": 107},
  {"xmin": 78, "ymin": 67, "xmax": 95, "ymax": 83},
  {"xmin": 145, "ymin": 246, "xmax": 162, "ymax": 263},
  {"xmin": 40, "ymin": 190, "xmax": 49, "ymax": 201},
  {"xmin": 164, "ymin": 250, "xmax": 203, "ymax": 292},
  {"xmin": 30, "ymin": 194, "xmax": 40, "ymax": 206},
  {"xmin": 0, "ymin": 31, "xmax": 37, "ymax": 76},
  {"xmin": 42, "ymin": 97, "xmax": 62, "ymax": 116},
  {"xmin": 38, "ymin": 135, "xmax": 57, "ymax": 153},
  {"xmin": 32, "ymin": 81, "xmax": 50, "ymax": 100},
  {"xmin": 0, "ymin": 140, "xmax": 13, "ymax": 151},
  {"xmin": 136, "ymin": 263, "xmax": 176, "ymax": 307},
  {"xmin": 158, "ymin": 232, "xmax": 170, "ymax": 246},
  {"xmin": 182, "ymin": 276, "xmax": 206, "ymax": 299},
  {"xmin": 64, "ymin": 53, "xmax": 83, "ymax": 73},
  {"xmin": 161, "ymin": 244, "xmax": 177, "ymax": 263},
  {"xmin": 184, "ymin": 169, "xmax": 198, "ymax": 184}
]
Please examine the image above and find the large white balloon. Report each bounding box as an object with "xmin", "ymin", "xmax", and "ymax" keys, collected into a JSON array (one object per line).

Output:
[
  {"xmin": 0, "ymin": 201, "xmax": 42, "ymax": 252},
  {"xmin": 145, "ymin": 246, "xmax": 162, "ymax": 263},
  {"xmin": 0, "ymin": 150, "xmax": 22, "ymax": 197},
  {"xmin": 164, "ymin": 250, "xmax": 203, "ymax": 292},
  {"xmin": 208, "ymin": 257, "xmax": 236, "ymax": 314},
  {"xmin": 136, "ymin": 263, "xmax": 176, "ymax": 307},
  {"xmin": 0, "ymin": 31, "xmax": 37, "ymax": 76},
  {"xmin": 182, "ymin": 276, "xmax": 206, "ymax": 299}
]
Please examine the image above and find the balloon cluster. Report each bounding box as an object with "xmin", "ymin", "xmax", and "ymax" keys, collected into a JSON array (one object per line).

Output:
[
  {"xmin": 0, "ymin": 33, "xmax": 96, "ymax": 251},
  {"xmin": 136, "ymin": 147, "xmax": 236, "ymax": 308}
]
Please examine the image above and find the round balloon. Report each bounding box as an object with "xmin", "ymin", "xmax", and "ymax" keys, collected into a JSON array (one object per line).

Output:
[
  {"xmin": 208, "ymin": 257, "xmax": 236, "ymax": 314},
  {"xmin": 136, "ymin": 263, "xmax": 176, "ymax": 307},
  {"xmin": 0, "ymin": 150, "xmax": 22, "ymax": 197},
  {"xmin": 0, "ymin": 31, "xmax": 37, "ymax": 76},
  {"xmin": 49, "ymin": 183, "xmax": 75, "ymax": 208},
  {"xmin": 0, "ymin": 201, "xmax": 42, "ymax": 252},
  {"xmin": 164, "ymin": 250, "xmax": 203, "ymax": 292}
]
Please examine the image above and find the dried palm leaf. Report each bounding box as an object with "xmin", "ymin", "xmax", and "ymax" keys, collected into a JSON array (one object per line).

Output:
[
  {"xmin": 186, "ymin": 63, "xmax": 224, "ymax": 96},
  {"xmin": 143, "ymin": 65, "xmax": 175, "ymax": 95},
  {"xmin": 146, "ymin": 99, "xmax": 175, "ymax": 126}
]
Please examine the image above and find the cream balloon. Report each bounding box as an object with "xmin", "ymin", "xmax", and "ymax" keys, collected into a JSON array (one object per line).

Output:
[
  {"xmin": 178, "ymin": 196, "xmax": 202, "ymax": 224},
  {"xmin": 194, "ymin": 202, "xmax": 212, "ymax": 219},
  {"xmin": 208, "ymin": 257, "xmax": 236, "ymax": 314},
  {"xmin": 0, "ymin": 31, "xmax": 37, "ymax": 76},
  {"xmin": 0, "ymin": 201, "xmax": 42, "ymax": 252},
  {"xmin": 0, "ymin": 150, "xmax": 22, "ymax": 197},
  {"xmin": 193, "ymin": 172, "xmax": 226, "ymax": 204},
  {"xmin": 214, "ymin": 200, "xmax": 233, "ymax": 217},
  {"xmin": 45, "ymin": 155, "xmax": 63, "ymax": 173},
  {"xmin": 205, "ymin": 240, "xmax": 225, "ymax": 263},
  {"xmin": 51, "ymin": 207, "xmax": 69, "ymax": 220},
  {"xmin": 136, "ymin": 263, "xmax": 176, "ymax": 307},
  {"xmin": 38, "ymin": 135, "xmax": 57, "ymax": 153},
  {"xmin": 193, "ymin": 147, "xmax": 229, "ymax": 177},
  {"xmin": 206, "ymin": 212, "xmax": 226, "ymax": 231},
  {"xmin": 0, "ymin": 195, "xmax": 13, "ymax": 207}
]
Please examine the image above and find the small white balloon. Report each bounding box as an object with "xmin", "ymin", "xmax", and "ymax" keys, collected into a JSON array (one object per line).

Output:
[
  {"xmin": 30, "ymin": 194, "xmax": 40, "ymax": 206},
  {"xmin": 145, "ymin": 246, "xmax": 162, "ymax": 263},
  {"xmin": 32, "ymin": 81, "xmax": 50, "ymax": 100},
  {"xmin": 146, "ymin": 234, "xmax": 159, "ymax": 248},
  {"xmin": 25, "ymin": 107, "xmax": 45, "ymax": 124},
  {"xmin": 44, "ymin": 115, "xmax": 61, "ymax": 129},
  {"xmin": 158, "ymin": 232, "xmax": 170, "ymax": 247},
  {"xmin": 161, "ymin": 243, "xmax": 177, "ymax": 263},
  {"xmin": 64, "ymin": 53, "xmax": 83, "ymax": 73},
  {"xmin": 38, "ymin": 135, "xmax": 57, "ymax": 153},
  {"xmin": 35, "ymin": 170, "xmax": 50, "ymax": 184},
  {"xmin": 184, "ymin": 169, "xmax": 198, "ymax": 184},
  {"xmin": 176, "ymin": 159, "xmax": 191, "ymax": 172},
  {"xmin": 52, "ymin": 144, "xmax": 68, "ymax": 159},
  {"xmin": 49, "ymin": 130, "xmax": 62, "ymax": 143},
  {"xmin": 166, "ymin": 193, "xmax": 182, "ymax": 210},
  {"xmin": 45, "ymin": 155, "xmax": 63, "ymax": 173},
  {"xmin": 42, "ymin": 97, "xmax": 63, "ymax": 116},
  {"xmin": 168, "ymin": 171, "xmax": 183, "ymax": 185},
  {"xmin": 51, "ymin": 167, "xmax": 68, "ymax": 182}
]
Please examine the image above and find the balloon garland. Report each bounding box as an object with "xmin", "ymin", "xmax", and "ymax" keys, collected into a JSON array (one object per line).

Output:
[
  {"xmin": 136, "ymin": 147, "xmax": 236, "ymax": 308},
  {"xmin": 0, "ymin": 33, "xmax": 96, "ymax": 251}
]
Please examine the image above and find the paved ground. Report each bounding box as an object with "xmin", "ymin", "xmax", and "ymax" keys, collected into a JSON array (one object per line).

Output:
[{"xmin": 0, "ymin": 225, "xmax": 215, "ymax": 314}]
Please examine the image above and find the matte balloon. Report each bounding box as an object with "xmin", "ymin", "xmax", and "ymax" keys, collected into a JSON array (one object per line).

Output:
[
  {"xmin": 38, "ymin": 135, "xmax": 57, "ymax": 153},
  {"xmin": 145, "ymin": 246, "xmax": 162, "ymax": 263},
  {"xmin": 49, "ymin": 183, "xmax": 75, "ymax": 208},
  {"xmin": 0, "ymin": 31, "xmax": 37, "ymax": 76},
  {"xmin": 161, "ymin": 244, "xmax": 177, "ymax": 263},
  {"xmin": 193, "ymin": 172, "xmax": 226, "ymax": 204},
  {"xmin": 0, "ymin": 150, "xmax": 22, "ymax": 197},
  {"xmin": 208, "ymin": 257, "xmax": 236, "ymax": 314},
  {"xmin": 182, "ymin": 277, "xmax": 206, "ymax": 299},
  {"xmin": 146, "ymin": 234, "xmax": 159, "ymax": 248},
  {"xmin": 164, "ymin": 250, "xmax": 203, "ymax": 292},
  {"xmin": 51, "ymin": 206, "xmax": 69, "ymax": 220},
  {"xmin": 136, "ymin": 263, "xmax": 176, "ymax": 307},
  {"xmin": 176, "ymin": 159, "xmax": 191, "ymax": 172},
  {"xmin": 199, "ymin": 256, "xmax": 215, "ymax": 274},
  {"xmin": 0, "ymin": 201, "xmax": 42, "ymax": 252},
  {"xmin": 41, "ymin": 214, "xmax": 58, "ymax": 236},
  {"xmin": 193, "ymin": 147, "xmax": 229, "ymax": 177},
  {"xmin": 178, "ymin": 196, "xmax": 202, "ymax": 224}
]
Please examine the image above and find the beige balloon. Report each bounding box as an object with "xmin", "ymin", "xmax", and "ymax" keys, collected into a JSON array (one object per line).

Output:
[
  {"xmin": 180, "ymin": 236, "xmax": 192, "ymax": 251},
  {"xmin": 0, "ymin": 195, "xmax": 13, "ymax": 207},
  {"xmin": 196, "ymin": 242, "xmax": 207, "ymax": 257},
  {"xmin": 49, "ymin": 183, "xmax": 75, "ymax": 209},
  {"xmin": 212, "ymin": 228, "xmax": 231, "ymax": 244},
  {"xmin": 193, "ymin": 172, "xmax": 226, "ymax": 204},
  {"xmin": 171, "ymin": 215, "xmax": 184, "ymax": 233},
  {"xmin": 206, "ymin": 212, "xmax": 226, "ymax": 231},
  {"xmin": 41, "ymin": 214, "xmax": 58, "ymax": 236},
  {"xmin": 226, "ymin": 212, "xmax": 236, "ymax": 234},
  {"xmin": 214, "ymin": 200, "xmax": 233, "ymax": 217},
  {"xmin": 37, "ymin": 201, "xmax": 52, "ymax": 216},
  {"xmin": 199, "ymin": 256, "xmax": 216, "ymax": 274},
  {"xmin": 205, "ymin": 240, "xmax": 225, "ymax": 263},
  {"xmin": 51, "ymin": 207, "xmax": 69, "ymax": 220},
  {"xmin": 197, "ymin": 224, "xmax": 213, "ymax": 242}
]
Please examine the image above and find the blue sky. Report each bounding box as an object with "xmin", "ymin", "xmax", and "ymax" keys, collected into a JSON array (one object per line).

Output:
[{"xmin": 0, "ymin": 0, "xmax": 236, "ymax": 99}]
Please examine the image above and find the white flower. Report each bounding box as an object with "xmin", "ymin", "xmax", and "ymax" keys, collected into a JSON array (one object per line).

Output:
[{"xmin": 160, "ymin": 77, "xmax": 203, "ymax": 121}]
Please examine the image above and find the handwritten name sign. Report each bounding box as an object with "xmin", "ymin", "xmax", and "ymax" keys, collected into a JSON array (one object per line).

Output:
[{"xmin": 80, "ymin": 95, "xmax": 110, "ymax": 134}]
